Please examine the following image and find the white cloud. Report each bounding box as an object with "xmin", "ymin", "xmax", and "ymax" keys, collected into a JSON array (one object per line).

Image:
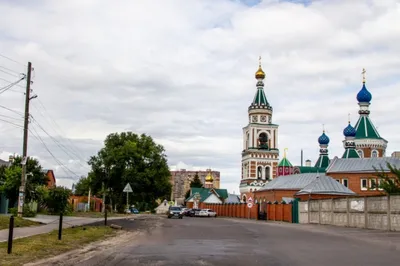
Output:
[{"xmin": 1, "ymin": 0, "xmax": 399, "ymax": 195}]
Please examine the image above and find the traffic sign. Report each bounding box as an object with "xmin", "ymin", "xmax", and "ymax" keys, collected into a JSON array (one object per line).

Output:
[
  {"xmin": 248, "ymin": 197, "xmax": 253, "ymax": 202},
  {"xmin": 123, "ymin": 183, "xmax": 133, "ymax": 192},
  {"xmin": 247, "ymin": 202, "xmax": 253, "ymax": 208}
]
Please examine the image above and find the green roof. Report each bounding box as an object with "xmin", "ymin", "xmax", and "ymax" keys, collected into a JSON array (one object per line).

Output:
[
  {"xmin": 294, "ymin": 166, "xmax": 326, "ymax": 174},
  {"xmin": 278, "ymin": 157, "xmax": 293, "ymax": 167},
  {"xmin": 186, "ymin": 187, "xmax": 229, "ymax": 202},
  {"xmin": 314, "ymin": 155, "xmax": 330, "ymax": 169},
  {"xmin": 354, "ymin": 116, "xmax": 382, "ymax": 140},
  {"xmin": 342, "ymin": 148, "xmax": 360, "ymax": 159},
  {"xmin": 252, "ymin": 87, "xmax": 269, "ymax": 106}
]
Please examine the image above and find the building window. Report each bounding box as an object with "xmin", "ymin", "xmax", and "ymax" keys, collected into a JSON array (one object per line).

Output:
[
  {"xmin": 336, "ymin": 179, "xmax": 340, "ymax": 182},
  {"xmin": 370, "ymin": 179, "xmax": 377, "ymax": 190},
  {"xmin": 265, "ymin": 166, "xmax": 270, "ymax": 180},
  {"xmin": 257, "ymin": 166, "xmax": 262, "ymax": 179},
  {"xmin": 357, "ymin": 149, "xmax": 364, "ymax": 158},
  {"xmin": 377, "ymin": 179, "xmax": 384, "ymax": 191},
  {"xmin": 371, "ymin": 150, "xmax": 378, "ymax": 158},
  {"xmin": 361, "ymin": 179, "xmax": 368, "ymax": 190},
  {"xmin": 342, "ymin": 179, "xmax": 348, "ymax": 187}
]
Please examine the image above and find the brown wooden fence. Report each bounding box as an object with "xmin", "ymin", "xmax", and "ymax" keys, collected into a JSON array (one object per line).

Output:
[{"xmin": 199, "ymin": 202, "xmax": 293, "ymax": 223}]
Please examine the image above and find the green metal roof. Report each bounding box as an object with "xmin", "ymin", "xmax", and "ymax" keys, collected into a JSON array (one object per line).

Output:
[
  {"xmin": 354, "ymin": 116, "xmax": 382, "ymax": 139},
  {"xmin": 294, "ymin": 166, "xmax": 326, "ymax": 174},
  {"xmin": 314, "ymin": 155, "xmax": 330, "ymax": 169},
  {"xmin": 278, "ymin": 157, "xmax": 293, "ymax": 167},
  {"xmin": 342, "ymin": 148, "xmax": 360, "ymax": 159},
  {"xmin": 252, "ymin": 87, "xmax": 269, "ymax": 106},
  {"xmin": 186, "ymin": 187, "xmax": 229, "ymax": 202}
]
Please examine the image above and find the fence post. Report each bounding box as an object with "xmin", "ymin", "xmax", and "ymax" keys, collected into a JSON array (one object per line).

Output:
[
  {"xmin": 58, "ymin": 212, "xmax": 63, "ymax": 240},
  {"xmin": 364, "ymin": 197, "xmax": 368, "ymax": 229},
  {"xmin": 307, "ymin": 199, "xmax": 310, "ymax": 223},
  {"xmin": 105, "ymin": 208, "xmax": 108, "ymax": 226},
  {"xmin": 318, "ymin": 200, "xmax": 321, "ymax": 224},
  {"xmin": 346, "ymin": 197, "xmax": 350, "ymax": 227},
  {"xmin": 7, "ymin": 215, "xmax": 14, "ymax": 254},
  {"xmin": 387, "ymin": 195, "xmax": 391, "ymax": 231}
]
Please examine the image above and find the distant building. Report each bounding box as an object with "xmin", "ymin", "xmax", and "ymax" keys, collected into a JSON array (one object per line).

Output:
[{"xmin": 169, "ymin": 169, "xmax": 220, "ymax": 202}]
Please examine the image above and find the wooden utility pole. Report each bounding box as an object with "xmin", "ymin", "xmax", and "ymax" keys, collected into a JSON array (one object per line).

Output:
[{"xmin": 17, "ymin": 62, "xmax": 32, "ymax": 217}]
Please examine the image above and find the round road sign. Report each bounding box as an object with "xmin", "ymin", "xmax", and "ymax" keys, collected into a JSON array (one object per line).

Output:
[{"xmin": 247, "ymin": 202, "xmax": 253, "ymax": 208}]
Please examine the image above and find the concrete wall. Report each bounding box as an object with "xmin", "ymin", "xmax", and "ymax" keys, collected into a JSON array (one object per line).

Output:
[{"xmin": 299, "ymin": 195, "xmax": 400, "ymax": 231}]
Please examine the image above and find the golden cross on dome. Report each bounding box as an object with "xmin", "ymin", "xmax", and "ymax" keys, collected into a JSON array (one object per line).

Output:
[
  {"xmin": 284, "ymin": 148, "xmax": 288, "ymax": 158},
  {"xmin": 362, "ymin": 68, "xmax": 366, "ymax": 83},
  {"xmin": 348, "ymin": 113, "xmax": 351, "ymax": 123},
  {"xmin": 322, "ymin": 124, "xmax": 325, "ymax": 133},
  {"xmin": 259, "ymin": 55, "xmax": 262, "ymax": 67}
]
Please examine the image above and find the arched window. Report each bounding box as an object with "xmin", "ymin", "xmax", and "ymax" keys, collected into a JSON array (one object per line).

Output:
[
  {"xmin": 246, "ymin": 133, "xmax": 249, "ymax": 149},
  {"xmin": 371, "ymin": 150, "xmax": 378, "ymax": 158},
  {"xmin": 257, "ymin": 166, "xmax": 262, "ymax": 179},
  {"xmin": 357, "ymin": 149, "xmax": 364, "ymax": 158},
  {"xmin": 265, "ymin": 166, "xmax": 271, "ymax": 180},
  {"xmin": 258, "ymin": 132, "xmax": 268, "ymax": 149},
  {"xmin": 242, "ymin": 195, "xmax": 247, "ymax": 203}
]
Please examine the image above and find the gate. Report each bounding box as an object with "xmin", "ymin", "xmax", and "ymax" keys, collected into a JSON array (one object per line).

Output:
[
  {"xmin": 292, "ymin": 198, "xmax": 299, "ymax": 223},
  {"xmin": 257, "ymin": 202, "xmax": 267, "ymax": 220}
]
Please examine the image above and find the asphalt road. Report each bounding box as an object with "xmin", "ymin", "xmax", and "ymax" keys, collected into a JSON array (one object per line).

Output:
[{"xmin": 76, "ymin": 216, "xmax": 400, "ymax": 266}]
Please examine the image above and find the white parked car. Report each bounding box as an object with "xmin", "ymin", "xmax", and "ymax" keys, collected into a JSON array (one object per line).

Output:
[{"xmin": 199, "ymin": 209, "xmax": 217, "ymax": 217}]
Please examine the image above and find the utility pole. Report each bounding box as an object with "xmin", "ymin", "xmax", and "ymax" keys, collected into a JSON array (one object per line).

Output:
[{"xmin": 17, "ymin": 62, "xmax": 33, "ymax": 217}]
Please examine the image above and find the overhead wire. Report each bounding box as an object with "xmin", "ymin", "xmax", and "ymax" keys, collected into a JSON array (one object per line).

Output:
[
  {"xmin": 0, "ymin": 53, "xmax": 26, "ymax": 67},
  {"xmin": 29, "ymin": 125, "xmax": 81, "ymax": 180},
  {"xmin": 30, "ymin": 114, "xmax": 90, "ymax": 170},
  {"xmin": 33, "ymin": 98, "xmax": 88, "ymax": 162}
]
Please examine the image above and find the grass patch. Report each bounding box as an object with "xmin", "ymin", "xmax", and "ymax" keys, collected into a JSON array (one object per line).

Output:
[
  {"xmin": 0, "ymin": 225, "xmax": 116, "ymax": 266},
  {"xmin": 0, "ymin": 215, "xmax": 41, "ymax": 230},
  {"xmin": 67, "ymin": 211, "xmax": 128, "ymax": 218}
]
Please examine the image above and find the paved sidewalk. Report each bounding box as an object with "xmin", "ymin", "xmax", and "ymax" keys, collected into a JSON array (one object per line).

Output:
[{"xmin": 0, "ymin": 214, "xmax": 124, "ymax": 242}]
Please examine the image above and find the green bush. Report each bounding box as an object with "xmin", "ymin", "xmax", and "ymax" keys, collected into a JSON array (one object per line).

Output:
[{"xmin": 8, "ymin": 206, "xmax": 37, "ymax": 217}]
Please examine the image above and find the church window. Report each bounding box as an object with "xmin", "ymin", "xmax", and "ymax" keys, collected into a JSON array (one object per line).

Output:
[
  {"xmin": 258, "ymin": 133, "xmax": 268, "ymax": 149},
  {"xmin": 242, "ymin": 195, "xmax": 247, "ymax": 203},
  {"xmin": 246, "ymin": 133, "xmax": 250, "ymax": 149},
  {"xmin": 371, "ymin": 150, "xmax": 378, "ymax": 158},
  {"xmin": 265, "ymin": 166, "xmax": 271, "ymax": 180},
  {"xmin": 357, "ymin": 150, "xmax": 364, "ymax": 158},
  {"xmin": 257, "ymin": 166, "xmax": 262, "ymax": 179}
]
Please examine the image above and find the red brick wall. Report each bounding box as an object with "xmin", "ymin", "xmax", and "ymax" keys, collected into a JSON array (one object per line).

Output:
[
  {"xmin": 254, "ymin": 189, "xmax": 299, "ymax": 202},
  {"xmin": 328, "ymin": 172, "xmax": 389, "ymax": 196},
  {"xmin": 295, "ymin": 194, "xmax": 350, "ymax": 201}
]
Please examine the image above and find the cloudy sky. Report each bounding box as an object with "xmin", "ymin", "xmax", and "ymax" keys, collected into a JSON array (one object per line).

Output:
[{"xmin": 0, "ymin": 0, "xmax": 399, "ymax": 194}]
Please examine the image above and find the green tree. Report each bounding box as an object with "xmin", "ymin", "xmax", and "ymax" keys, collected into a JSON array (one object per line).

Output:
[
  {"xmin": 0, "ymin": 156, "xmax": 48, "ymax": 207},
  {"xmin": 375, "ymin": 162, "xmax": 400, "ymax": 194},
  {"xmin": 73, "ymin": 176, "xmax": 91, "ymax": 196},
  {"xmin": 190, "ymin": 172, "xmax": 203, "ymax": 188},
  {"xmin": 44, "ymin": 186, "xmax": 72, "ymax": 214},
  {"xmin": 88, "ymin": 132, "xmax": 172, "ymax": 212},
  {"xmin": 184, "ymin": 172, "xmax": 203, "ymax": 202}
]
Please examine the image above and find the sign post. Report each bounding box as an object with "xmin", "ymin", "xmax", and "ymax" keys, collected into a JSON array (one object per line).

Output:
[
  {"xmin": 247, "ymin": 197, "xmax": 253, "ymax": 219},
  {"xmin": 123, "ymin": 183, "xmax": 133, "ymax": 210}
]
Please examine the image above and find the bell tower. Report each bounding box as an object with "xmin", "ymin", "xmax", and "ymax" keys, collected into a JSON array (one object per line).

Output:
[{"xmin": 239, "ymin": 57, "xmax": 279, "ymax": 200}]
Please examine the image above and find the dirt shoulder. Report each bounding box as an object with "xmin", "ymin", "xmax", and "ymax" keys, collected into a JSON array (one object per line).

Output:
[{"xmin": 25, "ymin": 215, "xmax": 164, "ymax": 266}]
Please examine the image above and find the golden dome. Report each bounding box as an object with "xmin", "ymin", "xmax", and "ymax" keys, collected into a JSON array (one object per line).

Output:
[
  {"xmin": 205, "ymin": 172, "xmax": 214, "ymax": 182},
  {"xmin": 255, "ymin": 56, "xmax": 265, "ymax": 80}
]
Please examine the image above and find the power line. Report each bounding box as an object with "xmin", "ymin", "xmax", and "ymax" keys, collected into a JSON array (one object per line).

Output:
[
  {"xmin": 0, "ymin": 76, "xmax": 26, "ymax": 95},
  {"xmin": 0, "ymin": 53, "xmax": 26, "ymax": 66},
  {"xmin": 0, "ymin": 117, "xmax": 23, "ymax": 128},
  {"xmin": 34, "ymin": 98, "xmax": 87, "ymax": 161},
  {"xmin": 0, "ymin": 113, "xmax": 24, "ymax": 121},
  {"xmin": 30, "ymin": 115, "xmax": 90, "ymax": 170},
  {"xmin": 0, "ymin": 68, "xmax": 20, "ymax": 78},
  {"xmin": 0, "ymin": 105, "xmax": 24, "ymax": 115},
  {"xmin": 29, "ymin": 125, "xmax": 80, "ymax": 180},
  {"xmin": 0, "ymin": 65, "xmax": 21, "ymax": 75}
]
